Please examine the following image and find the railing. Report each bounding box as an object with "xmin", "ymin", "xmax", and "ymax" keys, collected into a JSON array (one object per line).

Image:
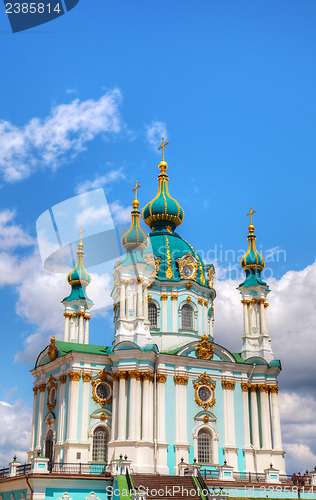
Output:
[
  {"xmin": 51, "ymin": 463, "xmax": 109, "ymax": 474},
  {"xmin": 16, "ymin": 463, "xmax": 32, "ymax": 476},
  {"xmin": 197, "ymin": 469, "xmax": 211, "ymax": 500},
  {"xmin": 0, "ymin": 467, "xmax": 9, "ymax": 478},
  {"xmin": 201, "ymin": 468, "xmax": 219, "ymax": 479}
]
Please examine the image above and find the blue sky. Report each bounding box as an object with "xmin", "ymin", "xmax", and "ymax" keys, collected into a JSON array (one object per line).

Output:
[{"xmin": 0, "ymin": 0, "xmax": 315, "ymax": 472}]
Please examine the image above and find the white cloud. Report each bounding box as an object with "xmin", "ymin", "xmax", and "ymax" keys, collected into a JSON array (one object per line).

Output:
[
  {"xmin": 0, "ymin": 400, "xmax": 31, "ymax": 466},
  {"xmin": 75, "ymin": 168, "xmax": 125, "ymax": 195},
  {"xmin": 109, "ymin": 200, "xmax": 132, "ymax": 224},
  {"xmin": 145, "ymin": 121, "xmax": 167, "ymax": 149},
  {"xmin": 0, "ymin": 90, "xmax": 122, "ymax": 183},
  {"xmin": 0, "ymin": 210, "xmax": 35, "ymax": 250}
]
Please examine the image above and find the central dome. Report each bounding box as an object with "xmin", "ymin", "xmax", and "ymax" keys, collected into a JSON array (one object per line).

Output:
[{"xmin": 142, "ymin": 161, "xmax": 184, "ymax": 231}]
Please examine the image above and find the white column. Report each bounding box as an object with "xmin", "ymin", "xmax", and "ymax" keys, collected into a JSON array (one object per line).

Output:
[
  {"xmin": 111, "ymin": 377, "xmax": 118, "ymax": 441},
  {"xmin": 81, "ymin": 374, "xmax": 91, "ymax": 442},
  {"xmin": 64, "ymin": 314, "xmax": 70, "ymax": 342},
  {"xmin": 135, "ymin": 374, "xmax": 142, "ymax": 440},
  {"xmin": 264, "ymin": 303, "xmax": 269, "ymax": 335},
  {"xmin": 84, "ymin": 316, "xmax": 90, "ymax": 344},
  {"xmin": 144, "ymin": 288, "xmax": 148, "ymax": 321},
  {"xmin": 241, "ymin": 384, "xmax": 251, "ymax": 447},
  {"xmin": 78, "ymin": 313, "xmax": 84, "ymax": 344},
  {"xmin": 259, "ymin": 385, "xmax": 272, "ymax": 449},
  {"xmin": 241, "ymin": 300, "xmax": 250, "ymax": 335},
  {"xmin": 174, "ymin": 377, "xmax": 188, "ymax": 443},
  {"xmin": 171, "ymin": 296, "xmax": 178, "ymax": 332},
  {"xmin": 30, "ymin": 387, "xmax": 38, "ymax": 451},
  {"xmin": 128, "ymin": 372, "xmax": 139, "ymax": 440},
  {"xmin": 142, "ymin": 373, "xmax": 153, "ymax": 441},
  {"xmin": 57, "ymin": 376, "xmax": 66, "ymax": 445},
  {"xmin": 203, "ymin": 301, "xmax": 209, "ymax": 334},
  {"xmin": 137, "ymin": 279, "xmax": 143, "ymax": 317},
  {"xmin": 161, "ymin": 295, "xmax": 168, "ymax": 331},
  {"xmin": 117, "ymin": 373, "xmax": 127, "ymax": 441},
  {"xmin": 36, "ymin": 384, "xmax": 46, "ymax": 450},
  {"xmin": 120, "ymin": 282, "xmax": 126, "ymax": 318},
  {"xmin": 258, "ymin": 299, "xmax": 265, "ymax": 335},
  {"xmin": 157, "ymin": 375, "xmax": 167, "ymax": 442},
  {"xmin": 198, "ymin": 299, "xmax": 203, "ymax": 335},
  {"xmin": 66, "ymin": 372, "xmax": 80, "ymax": 442},
  {"xmin": 250, "ymin": 386, "xmax": 260, "ymax": 448},
  {"xmin": 270, "ymin": 387, "xmax": 282, "ymax": 450},
  {"xmin": 222, "ymin": 381, "xmax": 236, "ymax": 446}
]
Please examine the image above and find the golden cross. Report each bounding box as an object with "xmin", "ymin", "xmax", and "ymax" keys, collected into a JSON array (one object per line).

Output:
[
  {"xmin": 132, "ymin": 180, "xmax": 141, "ymax": 200},
  {"xmin": 79, "ymin": 226, "xmax": 84, "ymax": 242},
  {"xmin": 246, "ymin": 206, "xmax": 256, "ymax": 225},
  {"xmin": 158, "ymin": 137, "xmax": 168, "ymax": 161}
]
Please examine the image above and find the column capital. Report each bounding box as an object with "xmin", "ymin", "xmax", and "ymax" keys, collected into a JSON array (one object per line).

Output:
[
  {"xmin": 77, "ymin": 311, "xmax": 86, "ymax": 317},
  {"xmin": 117, "ymin": 370, "xmax": 129, "ymax": 380},
  {"xmin": 198, "ymin": 298, "xmax": 204, "ymax": 305},
  {"xmin": 82, "ymin": 373, "xmax": 92, "ymax": 382},
  {"xmin": 157, "ymin": 373, "xmax": 167, "ymax": 383},
  {"xmin": 264, "ymin": 302, "xmax": 269, "ymax": 308},
  {"xmin": 258, "ymin": 383, "xmax": 269, "ymax": 393},
  {"xmin": 129, "ymin": 370, "xmax": 142, "ymax": 380},
  {"xmin": 136, "ymin": 277, "xmax": 143, "ymax": 284},
  {"xmin": 38, "ymin": 383, "xmax": 46, "ymax": 393},
  {"xmin": 63, "ymin": 312, "xmax": 72, "ymax": 318},
  {"xmin": 249, "ymin": 384, "xmax": 258, "ymax": 392},
  {"xmin": 257, "ymin": 298, "xmax": 266, "ymax": 305},
  {"xmin": 203, "ymin": 300, "xmax": 209, "ymax": 306},
  {"xmin": 84, "ymin": 315, "xmax": 91, "ymax": 320},
  {"xmin": 68, "ymin": 372, "xmax": 81, "ymax": 382},
  {"xmin": 241, "ymin": 382, "xmax": 251, "ymax": 392},
  {"xmin": 142, "ymin": 371, "xmax": 154, "ymax": 382},
  {"xmin": 33, "ymin": 386, "xmax": 38, "ymax": 395},
  {"xmin": 241, "ymin": 299, "xmax": 250, "ymax": 305},
  {"xmin": 161, "ymin": 294, "xmax": 168, "ymax": 300},
  {"xmin": 58, "ymin": 375, "xmax": 67, "ymax": 384},
  {"xmin": 171, "ymin": 294, "xmax": 178, "ymax": 301},
  {"xmin": 269, "ymin": 385, "xmax": 279, "ymax": 394},
  {"xmin": 222, "ymin": 380, "xmax": 236, "ymax": 390},
  {"xmin": 174, "ymin": 375, "xmax": 189, "ymax": 385}
]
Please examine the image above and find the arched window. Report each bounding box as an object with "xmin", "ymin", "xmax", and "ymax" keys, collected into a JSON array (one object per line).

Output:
[
  {"xmin": 148, "ymin": 302, "xmax": 157, "ymax": 327},
  {"xmin": 45, "ymin": 429, "xmax": 54, "ymax": 470},
  {"xmin": 181, "ymin": 303, "xmax": 193, "ymax": 330},
  {"xmin": 92, "ymin": 426, "xmax": 108, "ymax": 462},
  {"xmin": 198, "ymin": 428, "xmax": 212, "ymax": 463}
]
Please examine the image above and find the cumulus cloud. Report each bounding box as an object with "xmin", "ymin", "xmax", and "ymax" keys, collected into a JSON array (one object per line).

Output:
[
  {"xmin": 75, "ymin": 168, "xmax": 125, "ymax": 195},
  {"xmin": 0, "ymin": 90, "xmax": 122, "ymax": 183},
  {"xmin": 0, "ymin": 400, "xmax": 32, "ymax": 466},
  {"xmin": 145, "ymin": 121, "xmax": 167, "ymax": 149},
  {"xmin": 0, "ymin": 210, "xmax": 35, "ymax": 250}
]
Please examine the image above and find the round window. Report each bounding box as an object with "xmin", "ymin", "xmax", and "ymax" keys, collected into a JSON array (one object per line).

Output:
[
  {"xmin": 96, "ymin": 382, "xmax": 110, "ymax": 400},
  {"xmin": 49, "ymin": 387, "xmax": 56, "ymax": 405},
  {"xmin": 183, "ymin": 264, "xmax": 193, "ymax": 278},
  {"xmin": 198, "ymin": 386, "xmax": 211, "ymax": 402}
]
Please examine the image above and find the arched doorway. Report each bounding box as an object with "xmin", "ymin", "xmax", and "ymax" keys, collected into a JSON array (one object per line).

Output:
[
  {"xmin": 92, "ymin": 426, "xmax": 108, "ymax": 462},
  {"xmin": 45, "ymin": 429, "xmax": 54, "ymax": 471},
  {"xmin": 197, "ymin": 428, "xmax": 212, "ymax": 464}
]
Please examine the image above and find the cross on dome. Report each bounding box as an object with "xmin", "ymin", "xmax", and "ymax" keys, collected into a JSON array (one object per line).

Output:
[
  {"xmin": 158, "ymin": 137, "xmax": 168, "ymax": 162},
  {"xmin": 246, "ymin": 206, "xmax": 256, "ymax": 226}
]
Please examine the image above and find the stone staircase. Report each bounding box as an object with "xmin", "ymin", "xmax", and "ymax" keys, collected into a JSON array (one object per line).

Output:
[{"xmin": 132, "ymin": 474, "xmax": 202, "ymax": 500}]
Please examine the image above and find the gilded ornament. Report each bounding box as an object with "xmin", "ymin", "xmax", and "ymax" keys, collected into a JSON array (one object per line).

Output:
[
  {"xmin": 33, "ymin": 387, "xmax": 38, "ymax": 395},
  {"xmin": 251, "ymin": 298, "xmax": 257, "ymax": 305},
  {"xmin": 221, "ymin": 380, "xmax": 236, "ymax": 390},
  {"xmin": 249, "ymin": 384, "xmax": 258, "ymax": 392},
  {"xmin": 186, "ymin": 282, "xmax": 193, "ymax": 289},
  {"xmin": 117, "ymin": 371, "xmax": 129, "ymax": 380},
  {"xmin": 258, "ymin": 384, "xmax": 269, "ymax": 393},
  {"xmin": 177, "ymin": 254, "xmax": 198, "ymax": 281},
  {"xmin": 161, "ymin": 294, "xmax": 168, "ymax": 300},
  {"xmin": 145, "ymin": 254, "xmax": 160, "ymax": 279},
  {"xmin": 174, "ymin": 375, "xmax": 189, "ymax": 385},
  {"xmin": 59, "ymin": 375, "xmax": 67, "ymax": 384},
  {"xmin": 112, "ymin": 373, "xmax": 119, "ymax": 382},
  {"xmin": 68, "ymin": 372, "xmax": 81, "ymax": 382},
  {"xmin": 46, "ymin": 375, "xmax": 58, "ymax": 411},
  {"xmin": 269, "ymin": 385, "xmax": 279, "ymax": 394},
  {"xmin": 48, "ymin": 336, "xmax": 58, "ymax": 361},
  {"xmin": 98, "ymin": 368, "xmax": 109, "ymax": 382},
  {"xmin": 113, "ymin": 304, "xmax": 117, "ymax": 312},
  {"xmin": 241, "ymin": 299, "xmax": 251, "ymax": 305},
  {"xmin": 129, "ymin": 370, "xmax": 142, "ymax": 380},
  {"xmin": 195, "ymin": 334, "xmax": 214, "ymax": 360},
  {"xmin": 171, "ymin": 294, "xmax": 178, "ymax": 301},
  {"xmin": 257, "ymin": 298, "xmax": 266, "ymax": 305},
  {"xmin": 165, "ymin": 237, "xmax": 173, "ymax": 279},
  {"xmin": 186, "ymin": 296, "xmax": 191, "ymax": 302},
  {"xmin": 82, "ymin": 373, "xmax": 92, "ymax": 383},
  {"xmin": 142, "ymin": 371, "xmax": 154, "ymax": 382},
  {"xmin": 157, "ymin": 373, "xmax": 167, "ymax": 383},
  {"xmin": 100, "ymin": 412, "xmax": 106, "ymax": 421},
  {"xmin": 241, "ymin": 383, "xmax": 251, "ymax": 392},
  {"xmin": 91, "ymin": 373, "xmax": 113, "ymax": 407},
  {"xmin": 39, "ymin": 383, "xmax": 46, "ymax": 393},
  {"xmin": 137, "ymin": 277, "xmax": 143, "ymax": 284},
  {"xmin": 264, "ymin": 302, "xmax": 269, "ymax": 308},
  {"xmin": 204, "ymin": 300, "xmax": 209, "ymax": 307},
  {"xmin": 193, "ymin": 373, "xmax": 216, "ymax": 410},
  {"xmin": 198, "ymin": 298, "xmax": 204, "ymax": 305},
  {"xmin": 208, "ymin": 265, "xmax": 215, "ymax": 288},
  {"xmin": 203, "ymin": 415, "xmax": 210, "ymax": 424},
  {"xmin": 148, "ymin": 295, "xmax": 152, "ymax": 302}
]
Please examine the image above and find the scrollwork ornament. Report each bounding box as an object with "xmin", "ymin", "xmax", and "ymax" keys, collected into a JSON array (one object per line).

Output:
[
  {"xmin": 195, "ymin": 334, "xmax": 214, "ymax": 360},
  {"xmin": 193, "ymin": 372, "xmax": 216, "ymax": 410}
]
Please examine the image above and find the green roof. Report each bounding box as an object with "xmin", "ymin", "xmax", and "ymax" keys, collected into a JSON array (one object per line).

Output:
[{"xmin": 55, "ymin": 341, "xmax": 109, "ymax": 356}]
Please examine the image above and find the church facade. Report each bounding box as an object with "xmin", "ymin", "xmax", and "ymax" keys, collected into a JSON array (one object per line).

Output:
[{"xmin": 28, "ymin": 144, "xmax": 285, "ymax": 477}]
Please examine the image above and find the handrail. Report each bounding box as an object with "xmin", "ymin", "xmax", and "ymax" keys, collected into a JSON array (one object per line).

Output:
[{"xmin": 197, "ymin": 470, "xmax": 210, "ymax": 500}]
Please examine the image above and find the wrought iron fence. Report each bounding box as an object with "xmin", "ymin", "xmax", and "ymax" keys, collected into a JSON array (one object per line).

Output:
[
  {"xmin": 51, "ymin": 462, "xmax": 109, "ymax": 475},
  {"xmin": 16, "ymin": 463, "xmax": 32, "ymax": 475},
  {"xmin": 0, "ymin": 467, "xmax": 9, "ymax": 478}
]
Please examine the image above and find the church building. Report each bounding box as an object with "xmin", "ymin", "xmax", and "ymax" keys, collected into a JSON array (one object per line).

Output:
[{"xmin": 27, "ymin": 140, "xmax": 285, "ymax": 477}]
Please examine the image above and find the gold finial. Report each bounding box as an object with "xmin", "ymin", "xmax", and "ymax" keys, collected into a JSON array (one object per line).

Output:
[
  {"xmin": 50, "ymin": 335, "xmax": 55, "ymax": 343},
  {"xmin": 132, "ymin": 181, "xmax": 141, "ymax": 201},
  {"xmin": 158, "ymin": 137, "xmax": 168, "ymax": 162},
  {"xmin": 246, "ymin": 206, "xmax": 256, "ymax": 226},
  {"xmin": 79, "ymin": 226, "xmax": 84, "ymax": 243}
]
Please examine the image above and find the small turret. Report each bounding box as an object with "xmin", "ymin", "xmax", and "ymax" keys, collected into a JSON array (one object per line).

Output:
[{"xmin": 62, "ymin": 227, "xmax": 93, "ymax": 344}]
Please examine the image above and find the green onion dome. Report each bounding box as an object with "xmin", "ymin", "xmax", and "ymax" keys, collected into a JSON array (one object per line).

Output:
[
  {"xmin": 122, "ymin": 197, "xmax": 148, "ymax": 251},
  {"xmin": 67, "ymin": 239, "xmax": 91, "ymax": 286},
  {"xmin": 142, "ymin": 161, "xmax": 184, "ymax": 231},
  {"xmin": 239, "ymin": 207, "xmax": 267, "ymax": 287}
]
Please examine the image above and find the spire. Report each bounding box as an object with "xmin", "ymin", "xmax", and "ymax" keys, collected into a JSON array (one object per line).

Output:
[
  {"xmin": 121, "ymin": 181, "xmax": 148, "ymax": 251},
  {"xmin": 239, "ymin": 206, "xmax": 266, "ymax": 287},
  {"xmin": 142, "ymin": 138, "xmax": 184, "ymax": 231},
  {"xmin": 63, "ymin": 227, "xmax": 93, "ymax": 303}
]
